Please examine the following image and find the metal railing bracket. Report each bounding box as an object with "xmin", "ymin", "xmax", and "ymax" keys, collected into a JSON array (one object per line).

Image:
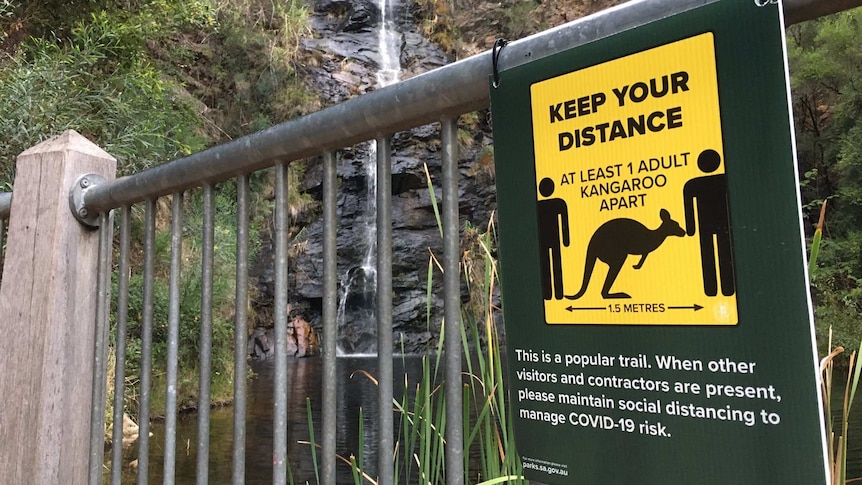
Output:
[{"xmin": 69, "ymin": 173, "xmax": 106, "ymax": 228}]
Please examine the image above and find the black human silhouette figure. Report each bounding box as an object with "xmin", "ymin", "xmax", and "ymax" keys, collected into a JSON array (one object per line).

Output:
[
  {"xmin": 683, "ymin": 149, "xmax": 736, "ymax": 297},
  {"xmin": 566, "ymin": 209, "xmax": 685, "ymax": 300},
  {"xmin": 537, "ymin": 177, "xmax": 570, "ymax": 300}
]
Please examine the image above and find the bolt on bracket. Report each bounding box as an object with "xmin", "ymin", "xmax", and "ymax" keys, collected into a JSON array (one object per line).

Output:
[{"xmin": 69, "ymin": 174, "xmax": 106, "ymax": 229}]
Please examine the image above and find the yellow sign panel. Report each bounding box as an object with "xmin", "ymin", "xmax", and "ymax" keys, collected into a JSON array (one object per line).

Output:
[{"xmin": 531, "ymin": 33, "xmax": 737, "ymax": 325}]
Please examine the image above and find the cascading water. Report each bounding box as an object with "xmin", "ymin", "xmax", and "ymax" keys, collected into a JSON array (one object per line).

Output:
[
  {"xmin": 374, "ymin": 0, "xmax": 401, "ymax": 88},
  {"xmin": 336, "ymin": 0, "xmax": 402, "ymax": 356}
]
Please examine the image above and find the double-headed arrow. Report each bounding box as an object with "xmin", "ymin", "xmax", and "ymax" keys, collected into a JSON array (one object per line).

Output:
[{"xmin": 565, "ymin": 303, "xmax": 704, "ymax": 312}]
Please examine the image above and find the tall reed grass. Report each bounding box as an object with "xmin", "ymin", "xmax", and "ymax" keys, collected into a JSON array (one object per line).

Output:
[
  {"xmin": 811, "ymin": 201, "xmax": 862, "ymax": 484},
  {"xmin": 302, "ymin": 164, "xmax": 523, "ymax": 484}
]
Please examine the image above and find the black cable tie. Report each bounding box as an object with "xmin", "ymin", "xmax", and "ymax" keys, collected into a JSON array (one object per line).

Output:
[{"xmin": 492, "ymin": 38, "xmax": 509, "ymax": 88}]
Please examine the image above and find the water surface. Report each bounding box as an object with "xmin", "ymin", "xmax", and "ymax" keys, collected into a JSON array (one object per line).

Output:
[
  {"xmin": 110, "ymin": 357, "xmax": 862, "ymax": 484},
  {"xmin": 112, "ymin": 356, "xmax": 426, "ymax": 484}
]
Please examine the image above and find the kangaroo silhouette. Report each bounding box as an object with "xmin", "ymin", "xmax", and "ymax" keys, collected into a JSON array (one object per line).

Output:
[{"xmin": 566, "ymin": 208, "xmax": 685, "ymax": 300}]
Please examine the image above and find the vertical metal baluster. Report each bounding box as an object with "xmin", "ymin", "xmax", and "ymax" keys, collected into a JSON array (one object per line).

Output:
[
  {"xmin": 376, "ymin": 136, "xmax": 394, "ymax": 485},
  {"xmin": 0, "ymin": 217, "xmax": 5, "ymax": 286},
  {"xmin": 164, "ymin": 192, "xmax": 184, "ymax": 485},
  {"xmin": 138, "ymin": 199, "xmax": 156, "ymax": 485},
  {"xmin": 233, "ymin": 175, "xmax": 249, "ymax": 485},
  {"xmin": 197, "ymin": 185, "xmax": 215, "ymax": 484},
  {"xmin": 111, "ymin": 207, "xmax": 132, "ymax": 484},
  {"xmin": 442, "ymin": 117, "xmax": 464, "ymax": 485},
  {"xmin": 273, "ymin": 164, "xmax": 289, "ymax": 485},
  {"xmin": 90, "ymin": 212, "xmax": 113, "ymax": 485},
  {"xmin": 322, "ymin": 152, "xmax": 338, "ymax": 485}
]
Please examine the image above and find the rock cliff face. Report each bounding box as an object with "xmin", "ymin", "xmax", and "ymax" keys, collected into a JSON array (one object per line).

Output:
[
  {"xmin": 249, "ymin": 0, "xmax": 623, "ymax": 357},
  {"xmin": 251, "ymin": 0, "xmax": 498, "ymax": 355},
  {"xmin": 248, "ymin": 315, "xmax": 320, "ymax": 359}
]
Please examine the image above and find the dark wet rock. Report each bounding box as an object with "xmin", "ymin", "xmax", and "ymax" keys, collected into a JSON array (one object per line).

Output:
[
  {"xmin": 340, "ymin": 0, "xmax": 382, "ymax": 32},
  {"xmin": 249, "ymin": 327, "xmax": 273, "ymax": 361},
  {"xmin": 287, "ymin": 316, "xmax": 320, "ymax": 357},
  {"xmin": 251, "ymin": 0, "xmax": 496, "ymax": 355},
  {"xmin": 248, "ymin": 317, "xmax": 320, "ymax": 361},
  {"xmin": 314, "ymin": 0, "xmax": 381, "ymax": 32}
]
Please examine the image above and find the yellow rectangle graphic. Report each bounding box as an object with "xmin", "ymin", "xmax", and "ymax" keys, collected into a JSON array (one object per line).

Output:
[{"xmin": 531, "ymin": 33, "xmax": 738, "ymax": 325}]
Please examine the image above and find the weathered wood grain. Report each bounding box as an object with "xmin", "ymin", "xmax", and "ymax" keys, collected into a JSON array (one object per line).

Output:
[{"xmin": 0, "ymin": 131, "xmax": 116, "ymax": 485}]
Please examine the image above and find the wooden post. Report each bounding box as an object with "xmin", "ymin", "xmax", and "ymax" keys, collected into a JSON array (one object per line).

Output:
[{"xmin": 0, "ymin": 130, "xmax": 116, "ymax": 484}]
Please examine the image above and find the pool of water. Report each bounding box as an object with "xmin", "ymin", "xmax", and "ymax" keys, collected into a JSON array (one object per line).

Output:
[
  {"xmin": 108, "ymin": 357, "xmax": 862, "ymax": 484},
  {"xmin": 829, "ymin": 378, "xmax": 862, "ymax": 481},
  {"xmin": 109, "ymin": 356, "xmax": 428, "ymax": 484}
]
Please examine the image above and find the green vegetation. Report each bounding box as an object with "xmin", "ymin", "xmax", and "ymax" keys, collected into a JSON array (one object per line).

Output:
[
  {"xmin": 821, "ymin": 329, "xmax": 862, "ymax": 485},
  {"xmin": 498, "ymin": 0, "xmax": 541, "ymax": 39},
  {"xmin": 305, "ymin": 168, "xmax": 522, "ymax": 485},
  {"xmin": 0, "ymin": 0, "xmax": 314, "ymax": 186},
  {"xmin": 414, "ymin": 0, "xmax": 456, "ymax": 54},
  {"xmin": 459, "ymin": 221, "xmax": 524, "ymax": 484},
  {"xmin": 118, "ymin": 184, "xmax": 267, "ymax": 414},
  {"xmin": 810, "ymin": 201, "xmax": 862, "ymax": 484},
  {"xmin": 4, "ymin": 0, "xmax": 862, "ymax": 481},
  {"xmin": 0, "ymin": 0, "xmax": 314, "ymax": 419},
  {"xmin": 788, "ymin": 11, "xmax": 862, "ymax": 359},
  {"xmin": 0, "ymin": 5, "xmax": 207, "ymax": 183}
]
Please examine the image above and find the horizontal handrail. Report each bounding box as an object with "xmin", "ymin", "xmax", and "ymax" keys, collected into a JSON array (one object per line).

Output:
[
  {"xmin": 784, "ymin": 0, "xmax": 862, "ymax": 25},
  {"xmin": 79, "ymin": 0, "xmax": 713, "ymax": 213},
  {"xmin": 0, "ymin": 0, "xmax": 854, "ymax": 217}
]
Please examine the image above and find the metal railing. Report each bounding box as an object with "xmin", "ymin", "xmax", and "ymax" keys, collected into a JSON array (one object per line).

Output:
[
  {"xmin": 0, "ymin": 191, "xmax": 7, "ymax": 268},
  {"xmin": 0, "ymin": 0, "xmax": 856, "ymax": 484}
]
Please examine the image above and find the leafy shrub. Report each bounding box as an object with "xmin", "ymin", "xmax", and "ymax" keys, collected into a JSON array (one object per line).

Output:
[
  {"xmin": 0, "ymin": 0, "xmax": 314, "ymax": 418},
  {"xmin": 0, "ymin": 12, "xmax": 206, "ymax": 184},
  {"xmin": 789, "ymin": 12, "xmax": 862, "ymax": 358}
]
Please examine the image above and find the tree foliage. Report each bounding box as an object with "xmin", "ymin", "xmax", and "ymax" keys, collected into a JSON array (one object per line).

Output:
[
  {"xmin": 789, "ymin": 10, "xmax": 862, "ymax": 354},
  {"xmin": 0, "ymin": 0, "xmax": 314, "ymax": 412},
  {"xmin": 0, "ymin": 1, "xmax": 215, "ymax": 183},
  {"xmin": 0, "ymin": 0, "xmax": 313, "ymax": 185}
]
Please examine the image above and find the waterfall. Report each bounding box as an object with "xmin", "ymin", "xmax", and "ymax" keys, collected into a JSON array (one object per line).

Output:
[
  {"xmin": 375, "ymin": 0, "xmax": 401, "ymax": 88},
  {"xmin": 336, "ymin": 0, "xmax": 401, "ymax": 356}
]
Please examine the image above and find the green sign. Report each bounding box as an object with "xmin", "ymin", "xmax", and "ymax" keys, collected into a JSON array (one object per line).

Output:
[{"xmin": 491, "ymin": 1, "xmax": 828, "ymax": 483}]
